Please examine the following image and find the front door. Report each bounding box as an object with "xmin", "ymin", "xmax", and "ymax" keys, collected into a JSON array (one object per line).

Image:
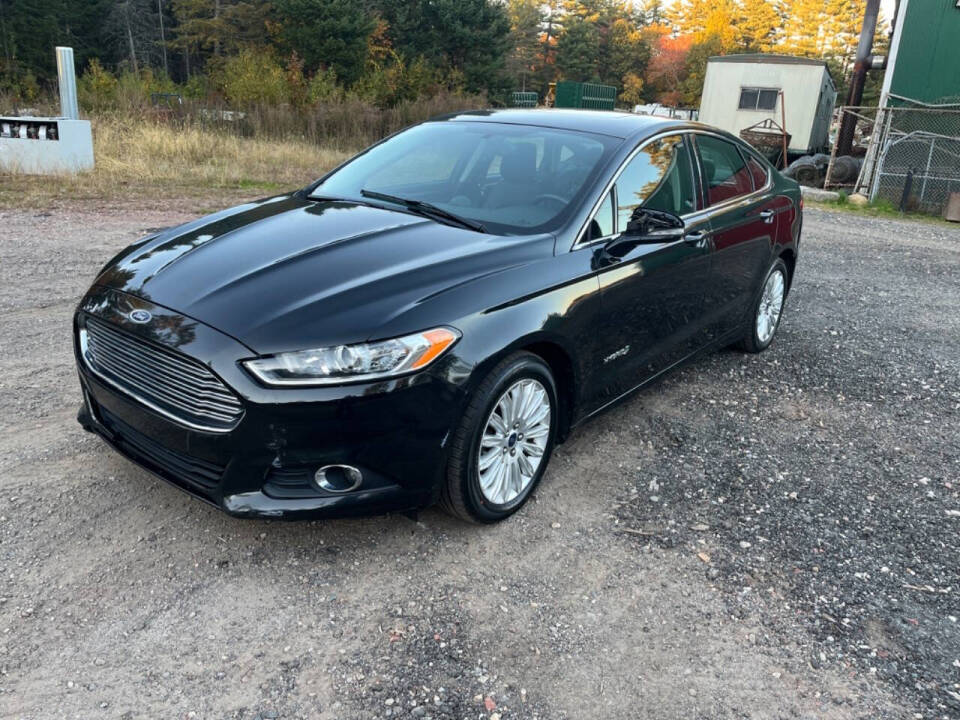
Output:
[{"xmin": 591, "ymin": 133, "xmax": 712, "ymax": 406}]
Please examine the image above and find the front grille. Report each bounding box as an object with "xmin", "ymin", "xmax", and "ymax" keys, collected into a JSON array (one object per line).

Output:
[
  {"xmin": 99, "ymin": 407, "xmax": 225, "ymax": 491},
  {"xmin": 81, "ymin": 316, "xmax": 243, "ymax": 432}
]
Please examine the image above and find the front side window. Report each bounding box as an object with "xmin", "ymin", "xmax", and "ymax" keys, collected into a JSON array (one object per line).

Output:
[
  {"xmin": 615, "ymin": 134, "xmax": 696, "ymax": 227},
  {"xmin": 738, "ymin": 87, "xmax": 779, "ymax": 111},
  {"xmin": 696, "ymin": 135, "xmax": 754, "ymax": 205},
  {"xmin": 312, "ymin": 121, "xmax": 618, "ymax": 235}
]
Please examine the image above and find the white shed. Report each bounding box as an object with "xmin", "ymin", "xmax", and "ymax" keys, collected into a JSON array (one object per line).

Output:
[{"xmin": 698, "ymin": 54, "xmax": 836, "ymax": 156}]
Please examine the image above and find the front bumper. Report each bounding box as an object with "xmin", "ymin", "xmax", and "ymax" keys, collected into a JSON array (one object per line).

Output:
[{"xmin": 75, "ymin": 288, "xmax": 465, "ymax": 520}]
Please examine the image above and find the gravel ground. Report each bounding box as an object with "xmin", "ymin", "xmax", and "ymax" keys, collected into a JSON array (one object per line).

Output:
[{"xmin": 0, "ymin": 203, "xmax": 958, "ymax": 719}]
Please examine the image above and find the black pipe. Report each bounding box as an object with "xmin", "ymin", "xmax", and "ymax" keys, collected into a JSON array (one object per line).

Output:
[
  {"xmin": 836, "ymin": 0, "xmax": 882, "ymax": 155},
  {"xmin": 899, "ymin": 169, "xmax": 914, "ymax": 212}
]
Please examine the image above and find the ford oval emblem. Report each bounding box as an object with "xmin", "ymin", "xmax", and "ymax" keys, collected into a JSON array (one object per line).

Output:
[{"xmin": 128, "ymin": 309, "xmax": 152, "ymax": 324}]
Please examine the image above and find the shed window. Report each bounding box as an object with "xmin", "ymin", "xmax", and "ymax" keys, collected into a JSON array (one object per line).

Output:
[{"xmin": 738, "ymin": 87, "xmax": 779, "ymax": 111}]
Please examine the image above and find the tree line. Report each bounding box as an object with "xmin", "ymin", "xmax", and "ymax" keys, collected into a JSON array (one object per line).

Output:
[{"xmin": 0, "ymin": 0, "xmax": 883, "ymax": 110}]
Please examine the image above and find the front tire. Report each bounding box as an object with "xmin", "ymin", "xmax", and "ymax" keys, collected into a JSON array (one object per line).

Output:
[
  {"xmin": 440, "ymin": 352, "xmax": 557, "ymax": 523},
  {"xmin": 737, "ymin": 258, "xmax": 788, "ymax": 353}
]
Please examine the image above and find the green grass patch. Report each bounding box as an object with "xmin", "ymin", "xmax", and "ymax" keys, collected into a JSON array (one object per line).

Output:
[{"xmin": 807, "ymin": 193, "xmax": 953, "ymax": 225}]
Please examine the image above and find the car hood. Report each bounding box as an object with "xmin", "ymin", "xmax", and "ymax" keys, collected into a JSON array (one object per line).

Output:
[{"xmin": 95, "ymin": 194, "xmax": 554, "ymax": 354}]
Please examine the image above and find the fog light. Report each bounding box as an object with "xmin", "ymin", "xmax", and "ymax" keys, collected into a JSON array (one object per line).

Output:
[{"xmin": 314, "ymin": 465, "xmax": 363, "ymax": 493}]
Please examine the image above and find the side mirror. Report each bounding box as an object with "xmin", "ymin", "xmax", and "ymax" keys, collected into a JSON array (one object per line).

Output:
[
  {"xmin": 593, "ymin": 208, "xmax": 685, "ymax": 268},
  {"xmin": 623, "ymin": 207, "xmax": 685, "ymax": 240}
]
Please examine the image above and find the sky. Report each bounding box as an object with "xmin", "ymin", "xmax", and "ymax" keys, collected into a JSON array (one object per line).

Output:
[
  {"xmin": 657, "ymin": 0, "xmax": 898, "ymax": 21},
  {"xmin": 873, "ymin": 0, "xmax": 898, "ymax": 20}
]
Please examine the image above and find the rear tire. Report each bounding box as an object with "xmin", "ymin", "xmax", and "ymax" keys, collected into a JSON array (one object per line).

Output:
[
  {"xmin": 736, "ymin": 258, "xmax": 788, "ymax": 353},
  {"xmin": 440, "ymin": 352, "xmax": 557, "ymax": 523}
]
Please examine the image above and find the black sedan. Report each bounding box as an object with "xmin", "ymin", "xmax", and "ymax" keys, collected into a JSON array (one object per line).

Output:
[{"xmin": 75, "ymin": 109, "xmax": 801, "ymax": 523}]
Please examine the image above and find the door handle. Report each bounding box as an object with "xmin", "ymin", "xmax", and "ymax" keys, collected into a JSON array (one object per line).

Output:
[
  {"xmin": 759, "ymin": 210, "xmax": 776, "ymax": 224},
  {"xmin": 684, "ymin": 230, "xmax": 708, "ymax": 246}
]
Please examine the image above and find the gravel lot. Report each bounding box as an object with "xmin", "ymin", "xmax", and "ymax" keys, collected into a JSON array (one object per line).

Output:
[{"xmin": 1, "ymin": 203, "xmax": 958, "ymax": 719}]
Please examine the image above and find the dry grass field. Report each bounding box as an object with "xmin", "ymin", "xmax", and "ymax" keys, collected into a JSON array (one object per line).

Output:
[{"xmin": 0, "ymin": 115, "xmax": 353, "ymax": 209}]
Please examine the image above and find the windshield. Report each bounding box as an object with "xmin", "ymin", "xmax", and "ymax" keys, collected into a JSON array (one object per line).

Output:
[{"xmin": 310, "ymin": 120, "xmax": 620, "ymax": 235}]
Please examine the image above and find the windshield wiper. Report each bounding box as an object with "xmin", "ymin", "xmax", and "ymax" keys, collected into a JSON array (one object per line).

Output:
[{"xmin": 360, "ymin": 189, "xmax": 486, "ymax": 233}]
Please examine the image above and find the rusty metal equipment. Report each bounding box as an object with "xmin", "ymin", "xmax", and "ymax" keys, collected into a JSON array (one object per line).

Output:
[{"xmin": 740, "ymin": 118, "xmax": 791, "ymax": 167}]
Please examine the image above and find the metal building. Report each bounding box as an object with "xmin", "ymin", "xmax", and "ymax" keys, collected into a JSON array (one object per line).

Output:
[
  {"xmin": 698, "ymin": 54, "xmax": 837, "ymax": 156},
  {"xmin": 841, "ymin": 0, "xmax": 960, "ymax": 216},
  {"xmin": 882, "ymin": 0, "xmax": 960, "ymax": 105}
]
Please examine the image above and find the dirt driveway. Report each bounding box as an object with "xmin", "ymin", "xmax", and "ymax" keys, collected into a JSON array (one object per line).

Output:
[{"xmin": 1, "ymin": 204, "xmax": 958, "ymax": 719}]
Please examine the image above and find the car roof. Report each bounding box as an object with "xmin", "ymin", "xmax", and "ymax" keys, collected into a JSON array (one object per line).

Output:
[{"xmin": 430, "ymin": 108, "xmax": 679, "ymax": 140}]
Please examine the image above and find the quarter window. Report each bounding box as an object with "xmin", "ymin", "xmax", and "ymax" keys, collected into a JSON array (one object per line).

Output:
[
  {"xmin": 746, "ymin": 155, "xmax": 769, "ymax": 190},
  {"xmin": 738, "ymin": 87, "xmax": 779, "ymax": 111},
  {"xmin": 585, "ymin": 189, "xmax": 615, "ymax": 241},
  {"xmin": 615, "ymin": 134, "xmax": 696, "ymax": 227},
  {"xmin": 696, "ymin": 135, "xmax": 754, "ymax": 206}
]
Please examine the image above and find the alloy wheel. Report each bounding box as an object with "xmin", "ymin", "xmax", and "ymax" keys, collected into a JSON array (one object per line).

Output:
[
  {"xmin": 477, "ymin": 378, "xmax": 552, "ymax": 505},
  {"xmin": 756, "ymin": 269, "xmax": 785, "ymax": 345}
]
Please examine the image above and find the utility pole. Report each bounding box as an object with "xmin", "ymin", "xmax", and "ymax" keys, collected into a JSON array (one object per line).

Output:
[
  {"xmin": 123, "ymin": 1, "xmax": 139, "ymax": 74},
  {"xmin": 214, "ymin": 0, "xmax": 221, "ymax": 57},
  {"xmin": 158, "ymin": 0, "xmax": 168, "ymax": 76},
  {"xmin": 0, "ymin": 0, "xmax": 10, "ymax": 67}
]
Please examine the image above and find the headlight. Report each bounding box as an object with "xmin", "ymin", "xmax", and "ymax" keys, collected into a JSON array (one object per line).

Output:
[{"xmin": 243, "ymin": 327, "xmax": 460, "ymax": 386}]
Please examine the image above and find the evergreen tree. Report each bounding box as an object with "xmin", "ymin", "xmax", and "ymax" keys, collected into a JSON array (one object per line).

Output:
[
  {"xmin": 556, "ymin": 15, "xmax": 599, "ymax": 82},
  {"xmin": 606, "ymin": 16, "xmax": 651, "ymax": 88},
  {"xmin": 106, "ymin": 0, "xmax": 162, "ymax": 73},
  {"xmin": 375, "ymin": 0, "xmax": 511, "ymax": 97},
  {"xmin": 0, "ymin": 0, "xmax": 112, "ymax": 82},
  {"xmin": 637, "ymin": 0, "xmax": 665, "ymax": 25},
  {"xmin": 273, "ymin": 0, "xmax": 373, "ymax": 83},
  {"xmin": 505, "ymin": 0, "xmax": 544, "ymax": 92},
  {"xmin": 738, "ymin": 0, "xmax": 781, "ymax": 51},
  {"xmin": 680, "ymin": 33, "xmax": 726, "ymax": 106}
]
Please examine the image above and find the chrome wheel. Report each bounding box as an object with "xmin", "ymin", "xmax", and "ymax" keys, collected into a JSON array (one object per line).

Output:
[
  {"xmin": 477, "ymin": 378, "xmax": 551, "ymax": 505},
  {"xmin": 756, "ymin": 269, "xmax": 785, "ymax": 345}
]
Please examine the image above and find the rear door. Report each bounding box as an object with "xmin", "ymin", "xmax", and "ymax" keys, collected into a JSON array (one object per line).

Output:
[{"xmin": 693, "ymin": 134, "xmax": 779, "ymax": 342}]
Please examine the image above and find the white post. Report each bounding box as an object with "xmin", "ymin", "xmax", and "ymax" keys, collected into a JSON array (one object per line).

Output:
[{"xmin": 56, "ymin": 46, "xmax": 79, "ymax": 120}]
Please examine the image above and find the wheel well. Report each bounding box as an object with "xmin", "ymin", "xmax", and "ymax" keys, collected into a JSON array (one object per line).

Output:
[
  {"xmin": 779, "ymin": 248, "xmax": 797, "ymax": 290},
  {"xmin": 521, "ymin": 341, "xmax": 575, "ymax": 443}
]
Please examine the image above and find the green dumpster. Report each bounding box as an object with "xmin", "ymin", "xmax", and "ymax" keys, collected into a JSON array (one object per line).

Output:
[
  {"xmin": 554, "ymin": 81, "xmax": 617, "ymax": 110},
  {"xmin": 510, "ymin": 91, "xmax": 539, "ymax": 108}
]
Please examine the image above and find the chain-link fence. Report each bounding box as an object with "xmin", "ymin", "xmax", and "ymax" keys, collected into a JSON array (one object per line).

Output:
[
  {"xmin": 826, "ymin": 97, "xmax": 960, "ymax": 215},
  {"xmin": 870, "ymin": 131, "xmax": 960, "ymax": 213}
]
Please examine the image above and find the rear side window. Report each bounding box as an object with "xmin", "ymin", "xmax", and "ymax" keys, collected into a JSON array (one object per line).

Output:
[
  {"xmin": 696, "ymin": 135, "xmax": 754, "ymax": 205},
  {"xmin": 746, "ymin": 155, "xmax": 769, "ymax": 190}
]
